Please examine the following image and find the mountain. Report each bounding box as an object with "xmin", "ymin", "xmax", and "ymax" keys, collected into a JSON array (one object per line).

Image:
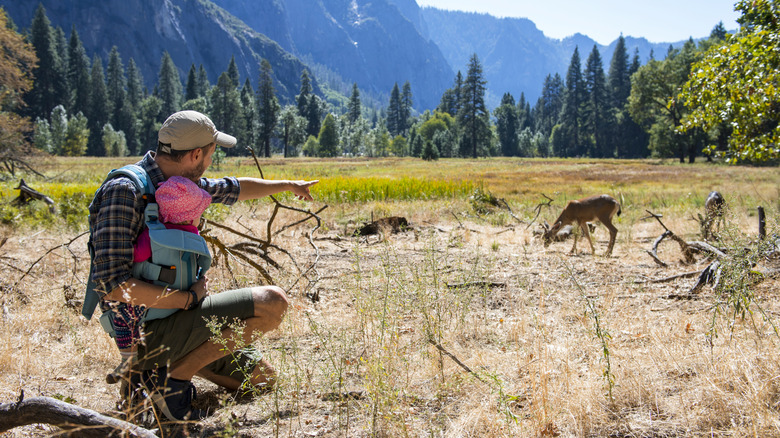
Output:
[
  {"xmin": 212, "ymin": 0, "xmax": 454, "ymax": 110},
  {"xmin": 420, "ymin": 7, "xmax": 685, "ymax": 107},
  {"xmin": 3, "ymin": 0, "xmax": 701, "ymax": 113},
  {"xmin": 2, "ymin": 0, "xmax": 316, "ymax": 104}
]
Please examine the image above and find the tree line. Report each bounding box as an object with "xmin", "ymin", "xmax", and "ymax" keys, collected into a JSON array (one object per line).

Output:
[{"xmin": 2, "ymin": 2, "xmax": 777, "ymax": 165}]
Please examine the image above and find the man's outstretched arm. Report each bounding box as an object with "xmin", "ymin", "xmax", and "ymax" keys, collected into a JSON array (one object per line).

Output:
[{"xmin": 236, "ymin": 178, "xmax": 318, "ymax": 202}]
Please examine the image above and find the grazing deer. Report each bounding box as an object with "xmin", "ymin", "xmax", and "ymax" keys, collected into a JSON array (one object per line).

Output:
[
  {"xmin": 702, "ymin": 190, "xmax": 725, "ymax": 239},
  {"xmin": 542, "ymin": 194, "xmax": 621, "ymax": 256}
]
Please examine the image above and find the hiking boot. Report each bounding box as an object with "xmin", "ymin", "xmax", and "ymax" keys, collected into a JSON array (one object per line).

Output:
[{"xmin": 144, "ymin": 368, "xmax": 207, "ymax": 422}]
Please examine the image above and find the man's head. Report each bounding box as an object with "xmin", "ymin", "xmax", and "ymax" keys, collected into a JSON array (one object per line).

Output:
[
  {"xmin": 158, "ymin": 110, "xmax": 236, "ymax": 154},
  {"xmin": 156, "ymin": 111, "xmax": 236, "ymax": 180}
]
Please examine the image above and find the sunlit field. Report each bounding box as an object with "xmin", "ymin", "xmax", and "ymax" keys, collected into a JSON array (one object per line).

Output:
[{"xmin": 0, "ymin": 156, "xmax": 779, "ymax": 437}]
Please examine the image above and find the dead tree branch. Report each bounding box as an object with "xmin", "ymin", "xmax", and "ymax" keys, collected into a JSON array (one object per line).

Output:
[
  {"xmin": 12, "ymin": 231, "xmax": 88, "ymax": 289},
  {"xmin": 644, "ymin": 210, "xmax": 697, "ymax": 264},
  {"xmin": 0, "ymin": 392, "xmax": 156, "ymax": 437},
  {"xmin": 13, "ymin": 179, "xmax": 55, "ymax": 213},
  {"xmin": 526, "ymin": 193, "xmax": 554, "ymax": 230},
  {"xmin": 427, "ymin": 339, "xmax": 488, "ymax": 384}
]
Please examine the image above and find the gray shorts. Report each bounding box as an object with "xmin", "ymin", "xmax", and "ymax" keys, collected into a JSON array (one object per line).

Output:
[{"xmin": 137, "ymin": 288, "xmax": 261, "ymax": 379}]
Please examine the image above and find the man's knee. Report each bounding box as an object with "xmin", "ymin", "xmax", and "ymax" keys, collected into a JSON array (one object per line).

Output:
[{"xmin": 251, "ymin": 285, "xmax": 289, "ymax": 321}]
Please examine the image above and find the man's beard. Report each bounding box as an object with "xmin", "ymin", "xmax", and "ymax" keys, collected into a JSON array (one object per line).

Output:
[{"xmin": 183, "ymin": 159, "xmax": 207, "ymax": 181}]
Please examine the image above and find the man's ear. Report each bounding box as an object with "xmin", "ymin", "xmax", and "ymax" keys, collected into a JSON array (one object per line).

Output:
[{"xmin": 188, "ymin": 147, "xmax": 202, "ymax": 162}]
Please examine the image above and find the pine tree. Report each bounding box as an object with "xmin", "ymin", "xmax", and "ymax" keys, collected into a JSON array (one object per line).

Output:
[
  {"xmin": 458, "ymin": 54, "xmax": 491, "ymax": 158},
  {"xmin": 185, "ymin": 64, "xmax": 199, "ymax": 102},
  {"xmin": 306, "ymin": 96, "xmax": 322, "ymax": 139},
  {"xmin": 494, "ymin": 92, "xmax": 519, "ymax": 156},
  {"xmin": 256, "ymin": 59, "xmax": 280, "ymax": 157},
  {"xmin": 296, "ymin": 69, "xmax": 321, "ymax": 137},
  {"xmin": 608, "ymin": 37, "xmax": 630, "ymax": 109},
  {"xmin": 347, "ymin": 83, "xmax": 361, "ymax": 124},
  {"xmin": 584, "ymin": 45, "xmax": 610, "ymax": 157},
  {"xmin": 126, "ymin": 58, "xmax": 145, "ymax": 109},
  {"xmin": 624, "ymin": 49, "xmax": 648, "ymax": 157},
  {"xmin": 558, "ymin": 47, "xmax": 586, "ymax": 156},
  {"xmin": 27, "ymin": 4, "xmax": 67, "ymax": 118},
  {"xmin": 607, "ymin": 36, "xmax": 635, "ymax": 158},
  {"xmin": 317, "ymin": 113, "xmax": 339, "ymax": 157},
  {"xmin": 137, "ymin": 95, "xmax": 162, "ymax": 152},
  {"xmin": 386, "ymin": 83, "xmax": 402, "ymax": 136},
  {"xmin": 196, "ymin": 64, "xmax": 210, "ymax": 97},
  {"xmin": 157, "ymin": 51, "xmax": 182, "ymax": 120},
  {"xmin": 534, "ymin": 73, "xmax": 564, "ymax": 140},
  {"xmin": 87, "ymin": 55, "xmax": 110, "ymax": 155},
  {"xmin": 67, "ymin": 26, "xmax": 90, "ymax": 117},
  {"xmin": 401, "ymin": 81, "xmax": 413, "ymax": 134},
  {"xmin": 227, "ymin": 55, "xmax": 240, "ymax": 89},
  {"xmin": 106, "ymin": 47, "xmax": 127, "ymax": 129},
  {"xmin": 210, "ymin": 72, "xmax": 243, "ymax": 152},
  {"xmin": 438, "ymin": 71, "xmax": 463, "ymax": 116},
  {"xmin": 710, "ymin": 21, "xmax": 727, "ymax": 41},
  {"xmin": 279, "ymin": 105, "xmax": 305, "ymax": 157},
  {"xmin": 297, "ymin": 69, "xmax": 312, "ymax": 117},
  {"xmin": 62, "ymin": 112, "xmax": 89, "ymax": 156},
  {"xmin": 421, "ymin": 139, "xmax": 439, "ymax": 161},
  {"xmin": 239, "ymin": 78, "xmax": 256, "ymax": 153}
]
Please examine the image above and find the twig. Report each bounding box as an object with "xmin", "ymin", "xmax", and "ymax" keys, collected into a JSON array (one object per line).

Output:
[
  {"xmin": 12, "ymin": 231, "xmax": 88, "ymax": 289},
  {"xmin": 427, "ymin": 339, "xmax": 487, "ymax": 384},
  {"xmin": 526, "ymin": 193, "xmax": 554, "ymax": 230},
  {"xmin": 645, "ymin": 210, "xmax": 697, "ymax": 264},
  {"xmin": 446, "ymin": 281, "xmax": 506, "ymax": 289},
  {"xmin": 650, "ymin": 270, "xmax": 704, "ymax": 283}
]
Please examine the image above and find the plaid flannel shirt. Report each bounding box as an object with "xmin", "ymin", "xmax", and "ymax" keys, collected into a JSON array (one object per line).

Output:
[{"xmin": 87, "ymin": 152, "xmax": 240, "ymax": 311}]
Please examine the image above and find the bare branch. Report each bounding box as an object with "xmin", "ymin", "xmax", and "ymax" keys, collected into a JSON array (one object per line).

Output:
[
  {"xmin": 526, "ymin": 193, "xmax": 554, "ymax": 230},
  {"xmin": 0, "ymin": 394, "xmax": 156, "ymax": 437}
]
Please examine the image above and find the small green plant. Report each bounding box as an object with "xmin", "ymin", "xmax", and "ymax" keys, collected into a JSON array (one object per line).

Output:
[
  {"xmin": 565, "ymin": 262, "xmax": 615, "ymax": 403},
  {"xmin": 469, "ymin": 186, "xmax": 501, "ymax": 214},
  {"xmin": 706, "ymin": 217, "xmax": 780, "ymax": 344},
  {"xmin": 59, "ymin": 192, "xmax": 89, "ymax": 230}
]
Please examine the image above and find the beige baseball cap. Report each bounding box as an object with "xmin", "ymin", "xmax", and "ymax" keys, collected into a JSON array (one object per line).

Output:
[{"xmin": 158, "ymin": 110, "xmax": 236, "ymax": 152}]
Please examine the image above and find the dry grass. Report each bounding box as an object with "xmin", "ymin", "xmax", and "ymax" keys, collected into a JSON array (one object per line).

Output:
[{"xmin": 0, "ymin": 157, "xmax": 779, "ymax": 437}]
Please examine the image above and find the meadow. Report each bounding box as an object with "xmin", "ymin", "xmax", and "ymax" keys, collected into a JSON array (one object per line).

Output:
[{"xmin": 0, "ymin": 156, "xmax": 779, "ymax": 437}]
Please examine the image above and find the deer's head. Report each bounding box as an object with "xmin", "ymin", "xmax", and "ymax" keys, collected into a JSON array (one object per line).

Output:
[{"xmin": 541, "ymin": 221, "xmax": 562, "ymax": 247}]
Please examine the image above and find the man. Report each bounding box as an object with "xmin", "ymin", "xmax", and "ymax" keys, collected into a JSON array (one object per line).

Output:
[{"xmin": 88, "ymin": 110, "xmax": 318, "ymax": 421}]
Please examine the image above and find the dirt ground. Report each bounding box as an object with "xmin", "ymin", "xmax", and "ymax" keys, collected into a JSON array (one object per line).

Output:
[{"xmin": 1, "ymin": 206, "xmax": 779, "ymax": 437}]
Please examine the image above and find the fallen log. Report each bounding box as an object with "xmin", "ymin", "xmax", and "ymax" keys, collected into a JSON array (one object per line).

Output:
[
  {"xmin": 13, "ymin": 179, "xmax": 55, "ymax": 213},
  {"xmin": 0, "ymin": 393, "xmax": 156, "ymax": 437}
]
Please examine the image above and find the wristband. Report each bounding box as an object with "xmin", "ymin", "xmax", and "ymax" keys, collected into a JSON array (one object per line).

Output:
[{"xmin": 186, "ymin": 290, "xmax": 199, "ymax": 310}]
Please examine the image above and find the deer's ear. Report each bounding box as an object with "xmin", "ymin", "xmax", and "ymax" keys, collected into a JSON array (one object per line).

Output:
[{"xmin": 543, "ymin": 220, "xmax": 549, "ymax": 229}]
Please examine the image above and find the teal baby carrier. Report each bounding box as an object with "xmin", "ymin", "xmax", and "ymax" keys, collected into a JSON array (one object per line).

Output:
[{"xmin": 82, "ymin": 165, "xmax": 212, "ymax": 337}]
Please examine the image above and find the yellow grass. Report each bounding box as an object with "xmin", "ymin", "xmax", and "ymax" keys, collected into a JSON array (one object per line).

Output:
[{"xmin": 0, "ymin": 156, "xmax": 778, "ymax": 437}]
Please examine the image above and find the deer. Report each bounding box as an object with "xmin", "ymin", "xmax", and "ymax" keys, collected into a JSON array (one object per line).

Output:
[
  {"xmin": 702, "ymin": 190, "xmax": 725, "ymax": 240},
  {"xmin": 542, "ymin": 194, "xmax": 621, "ymax": 256}
]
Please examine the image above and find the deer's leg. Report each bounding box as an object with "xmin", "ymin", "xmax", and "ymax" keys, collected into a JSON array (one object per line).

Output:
[
  {"xmin": 569, "ymin": 227, "xmax": 579, "ymax": 254},
  {"xmin": 604, "ymin": 220, "xmax": 618, "ymax": 256},
  {"xmin": 580, "ymin": 221, "xmax": 595, "ymax": 255}
]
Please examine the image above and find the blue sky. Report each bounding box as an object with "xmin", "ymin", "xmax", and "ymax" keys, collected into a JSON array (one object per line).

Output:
[{"xmin": 416, "ymin": 0, "xmax": 741, "ymax": 45}]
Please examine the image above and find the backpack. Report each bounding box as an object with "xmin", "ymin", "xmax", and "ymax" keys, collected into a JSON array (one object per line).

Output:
[{"xmin": 82, "ymin": 165, "xmax": 212, "ymax": 337}]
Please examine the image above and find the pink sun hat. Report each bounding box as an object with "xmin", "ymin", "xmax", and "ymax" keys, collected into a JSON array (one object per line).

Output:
[{"xmin": 156, "ymin": 176, "xmax": 212, "ymax": 225}]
